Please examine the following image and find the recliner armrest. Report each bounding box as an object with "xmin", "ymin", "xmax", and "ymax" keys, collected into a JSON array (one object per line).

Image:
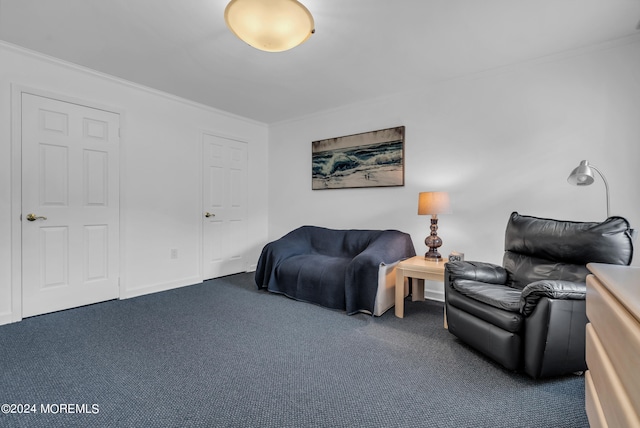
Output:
[
  {"xmin": 445, "ymin": 261, "xmax": 508, "ymax": 285},
  {"xmin": 519, "ymin": 280, "xmax": 586, "ymax": 316}
]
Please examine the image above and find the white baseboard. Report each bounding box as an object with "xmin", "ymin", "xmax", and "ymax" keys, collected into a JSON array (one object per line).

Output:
[
  {"xmin": 424, "ymin": 279, "xmax": 445, "ymax": 302},
  {"xmin": 121, "ymin": 275, "xmax": 203, "ymax": 299},
  {"xmin": 0, "ymin": 312, "xmax": 17, "ymax": 326},
  {"xmin": 424, "ymin": 290, "xmax": 444, "ymax": 302},
  {"xmin": 2, "ymin": 274, "xmax": 229, "ymax": 325}
]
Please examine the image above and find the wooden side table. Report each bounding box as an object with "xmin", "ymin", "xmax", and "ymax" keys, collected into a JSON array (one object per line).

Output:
[{"xmin": 394, "ymin": 256, "xmax": 447, "ymax": 318}]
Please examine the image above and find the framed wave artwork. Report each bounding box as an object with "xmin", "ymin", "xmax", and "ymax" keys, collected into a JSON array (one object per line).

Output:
[{"xmin": 312, "ymin": 126, "xmax": 405, "ymax": 190}]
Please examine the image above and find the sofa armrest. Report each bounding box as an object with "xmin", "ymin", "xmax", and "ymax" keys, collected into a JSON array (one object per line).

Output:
[
  {"xmin": 347, "ymin": 231, "xmax": 416, "ymax": 284},
  {"xmin": 352, "ymin": 230, "xmax": 416, "ymax": 267},
  {"xmin": 519, "ymin": 280, "xmax": 586, "ymax": 316},
  {"xmin": 254, "ymin": 230, "xmax": 312, "ymax": 288},
  {"xmin": 344, "ymin": 231, "xmax": 415, "ymax": 314},
  {"xmin": 445, "ymin": 261, "xmax": 508, "ymax": 285}
]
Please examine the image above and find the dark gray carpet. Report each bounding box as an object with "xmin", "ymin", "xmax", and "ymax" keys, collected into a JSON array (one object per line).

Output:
[{"xmin": 0, "ymin": 273, "xmax": 588, "ymax": 428}]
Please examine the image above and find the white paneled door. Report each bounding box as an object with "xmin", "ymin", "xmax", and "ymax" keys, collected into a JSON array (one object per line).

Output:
[
  {"xmin": 202, "ymin": 133, "xmax": 248, "ymax": 279},
  {"xmin": 21, "ymin": 93, "xmax": 120, "ymax": 318}
]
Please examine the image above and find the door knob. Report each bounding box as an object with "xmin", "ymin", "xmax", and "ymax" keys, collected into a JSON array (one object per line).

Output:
[
  {"xmin": 204, "ymin": 212, "xmax": 215, "ymax": 218},
  {"xmin": 26, "ymin": 213, "xmax": 47, "ymax": 221}
]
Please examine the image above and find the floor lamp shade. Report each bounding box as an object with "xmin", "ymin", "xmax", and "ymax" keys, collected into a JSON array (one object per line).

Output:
[
  {"xmin": 567, "ymin": 160, "xmax": 610, "ymax": 218},
  {"xmin": 418, "ymin": 192, "xmax": 451, "ymax": 260}
]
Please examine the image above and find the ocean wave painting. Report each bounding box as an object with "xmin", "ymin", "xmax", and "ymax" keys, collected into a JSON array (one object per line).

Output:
[{"xmin": 312, "ymin": 126, "xmax": 405, "ymax": 189}]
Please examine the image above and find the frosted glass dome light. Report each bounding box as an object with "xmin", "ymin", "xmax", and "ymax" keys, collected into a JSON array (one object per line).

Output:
[{"xmin": 224, "ymin": 0, "xmax": 315, "ymax": 52}]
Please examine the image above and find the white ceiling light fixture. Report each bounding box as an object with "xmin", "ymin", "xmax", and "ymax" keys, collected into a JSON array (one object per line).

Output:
[{"xmin": 224, "ymin": 0, "xmax": 315, "ymax": 52}]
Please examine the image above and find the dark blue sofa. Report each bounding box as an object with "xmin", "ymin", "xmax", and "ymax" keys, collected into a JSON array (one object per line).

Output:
[{"xmin": 255, "ymin": 226, "xmax": 416, "ymax": 315}]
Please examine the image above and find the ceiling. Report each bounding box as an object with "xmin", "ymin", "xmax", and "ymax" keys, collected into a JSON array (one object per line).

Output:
[{"xmin": 1, "ymin": 0, "xmax": 639, "ymax": 124}]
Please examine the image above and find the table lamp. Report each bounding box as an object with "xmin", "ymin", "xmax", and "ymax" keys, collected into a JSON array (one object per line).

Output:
[{"xmin": 418, "ymin": 191, "xmax": 451, "ymax": 260}]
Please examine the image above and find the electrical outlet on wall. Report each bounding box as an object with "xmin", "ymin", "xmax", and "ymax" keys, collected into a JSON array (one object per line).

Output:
[{"xmin": 170, "ymin": 249, "xmax": 178, "ymax": 259}]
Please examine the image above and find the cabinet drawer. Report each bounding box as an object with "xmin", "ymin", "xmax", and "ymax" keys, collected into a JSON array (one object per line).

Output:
[
  {"xmin": 585, "ymin": 370, "xmax": 608, "ymax": 428},
  {"xmin": 586, "ymin": 324, "xmax": 640, "ymax": 428},
  {"xmin": 586, "ymin": 275, "xmax": 640, "ymax": 411}
]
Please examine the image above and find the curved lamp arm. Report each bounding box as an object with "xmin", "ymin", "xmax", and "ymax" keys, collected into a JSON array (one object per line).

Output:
[{"xmin": 589, "ymin": 165, "xmax": 610, "ymax": 218}]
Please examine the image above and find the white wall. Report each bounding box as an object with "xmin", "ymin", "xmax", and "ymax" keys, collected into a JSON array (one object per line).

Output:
[
  {"xmin": 2, "ymin": 37, "xmax": 639, "ymax": 324},
  {"xmin": 0, "ymin": 42, "xmax": 269, "ymax": 324},
  {"xmin": 269, "ymin": 38, "xmax": 640, "ymax": 269}
]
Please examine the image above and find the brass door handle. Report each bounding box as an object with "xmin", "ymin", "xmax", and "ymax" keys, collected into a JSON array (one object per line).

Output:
[
  {"xmin": 26, "ymin": 213, "xmax": 47, "ymax": 222},
  {"xmin": 204, "ymin": 212, "xmax": 215, "ymax": 218}
]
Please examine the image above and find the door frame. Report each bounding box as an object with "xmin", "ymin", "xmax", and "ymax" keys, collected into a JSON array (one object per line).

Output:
[
  {"xmin": 9, "ymin": 84, "xmax": 125, "ymax": 323},
  {"xmin": 199, "ymin": 130, "xmax": 250, "ymax": 281}
]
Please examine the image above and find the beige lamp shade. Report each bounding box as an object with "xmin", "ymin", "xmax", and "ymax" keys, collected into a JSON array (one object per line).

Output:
[
  {"xmin": 418, "ymin": 192, "xmax": 451, "ymax": 216},
  {"xmin": 224, "ymin": 0, "xmax": 315, "ymax": 52}
]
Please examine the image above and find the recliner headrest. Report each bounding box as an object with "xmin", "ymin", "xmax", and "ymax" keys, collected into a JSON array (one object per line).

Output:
[{"xmin": 504, "ymin": 212, "xmax": 634, "ymax": 266}]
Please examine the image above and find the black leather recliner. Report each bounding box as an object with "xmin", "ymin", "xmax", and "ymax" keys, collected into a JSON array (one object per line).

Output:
[{"xmin": 444, "ymin": 212, "xmax": 634, "ymax": 378}]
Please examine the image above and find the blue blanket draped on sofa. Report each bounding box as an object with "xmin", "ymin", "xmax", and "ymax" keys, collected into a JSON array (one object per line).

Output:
[{"xmin": 255, "ymin": 226, "xmax": 416, "ymax": 315}]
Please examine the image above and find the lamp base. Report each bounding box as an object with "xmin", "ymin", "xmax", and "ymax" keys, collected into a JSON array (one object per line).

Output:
[
  {"xmin": 424, "ymin": 217, "xmax": 443, "ymax": 260},
  {"xmin": 424, "ymin": 250, "xmax": 442, "ymax": 260}
]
